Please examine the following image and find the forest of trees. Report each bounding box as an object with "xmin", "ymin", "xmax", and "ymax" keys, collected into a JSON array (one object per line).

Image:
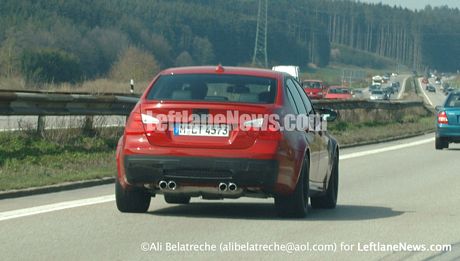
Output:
[{"xmin": 0, "ymin": 0, "xmax": 459, "ymax": 84}]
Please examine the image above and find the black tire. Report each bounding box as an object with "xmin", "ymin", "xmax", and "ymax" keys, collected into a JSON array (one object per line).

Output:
[
  {"xmin": 435, "ymin": 137, "xmax": 448, "ymax": 150},
  {"xmin": 274, "ymin": 157, "xmax": 309, "ymax": 218},
  {"xmin": 115, "ymin": 179, "xmax": 151, "ymax": 213},
  {"xmin": 164, "ymin": 194, "xmax": 191, "ymax": 204},
  {"xmin": 311, "ymin": 151, "xmax": 338, "ymax": 209}
]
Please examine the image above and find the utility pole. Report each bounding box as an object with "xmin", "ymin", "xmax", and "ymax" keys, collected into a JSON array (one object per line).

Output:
[{"xmin": 252, "ymin": 0, "xmax": 268, "ymax": 68}]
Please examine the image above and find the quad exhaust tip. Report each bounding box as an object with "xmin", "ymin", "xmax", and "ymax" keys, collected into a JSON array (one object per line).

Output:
[
  {"xmin": 218, "ymin": 182, "xmax": 238, "ymax": 192},
  {"xmin": 167, "ymin": 181, "xmax": 177, "ymax": 190},
  {"xmin": 228, "ymin": 183, "xmax": 237, "ymax": 191},
  {"xmin": 218, "ymin": 182, "xmax": 228, "ymax": 192},
  {"xmin": 158, "ymin": 180, "xmax": 168, "ymax": 190},
  {"xmin": 160, "ymin": 180, "xmax": 237, "ymax": 192},
  {"xmin": 158, "ymin": 180, "xmax": 177, "ymax": 190}
]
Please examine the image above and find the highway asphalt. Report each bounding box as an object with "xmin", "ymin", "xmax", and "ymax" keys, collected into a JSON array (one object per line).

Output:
[
  {"xmin": 418, "ymin": 77, "xmax": 450, "ymax": 109},
  {"xmin": 0, "ymin": 132, "xmax": 459, "ymax": 260},
  {"xmin": 0, "ymin": 75, "xmax": 455, "ymax": 260},
  {"xmin": 360, "ymin": 74, "xmax": 407, "ymax": 100}
]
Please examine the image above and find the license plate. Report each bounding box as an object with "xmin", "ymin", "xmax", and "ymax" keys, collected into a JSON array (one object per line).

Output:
[{"xmin": 174, "ymin": 124, "xmax": 230, "ymax": 137}]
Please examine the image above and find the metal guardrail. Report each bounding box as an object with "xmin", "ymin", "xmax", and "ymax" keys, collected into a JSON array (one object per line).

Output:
[
  {"xmin": 0, "ymin": 90, "xmax": 429, "ymax": 134},
  {"xmin": 0, "ymin": 90, "xmax": 427, "ymax": 116},
  {"xmin": 0, "ymin": 89, "xmax": 140, "ymax": 97},
  {"xmin": 312, "ymin": 99, "xmax": 425, "ymax": 110},
  {"xmin": 0, "ymin": 91, "xmax": 139, "ymax": 116},
  {"xmin": 0, "ymin": 90, "xmax": 426, "ymax": 135}
]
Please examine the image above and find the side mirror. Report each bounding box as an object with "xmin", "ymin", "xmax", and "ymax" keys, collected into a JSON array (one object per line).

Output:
[{"xmin": 317, "ymin": 108, "xmax": 338, "ymax": 122}]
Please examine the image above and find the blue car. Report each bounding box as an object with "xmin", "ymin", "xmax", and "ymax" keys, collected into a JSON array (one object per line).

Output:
[{"xmin": 436, "ymin": 91, "xmax": 460, "ymax": 149}]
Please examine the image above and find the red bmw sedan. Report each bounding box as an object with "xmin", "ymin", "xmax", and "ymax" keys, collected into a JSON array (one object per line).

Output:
[{"xmin": 116, "ymin": 65, "xmax": 339, "ymax": 217}]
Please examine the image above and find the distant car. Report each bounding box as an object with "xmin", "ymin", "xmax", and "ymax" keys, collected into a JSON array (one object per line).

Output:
[
  {"xmin": 382, "ymin": 74, "xmax": 390, "ymax": 83},
  {"xmin": 445, "ymin": 87, "xmax": 455, "ymax": 95},
  {"xmin": 302, "ymin": 80, "xmax": 326, "ymax": 99},
  {"xmin": 442, "ymin": 82, "xmax": 450, "ymax": 91},
  {"xmin": 369, "ymin": 84, "xmax": 381, "ymax": 92},
  {"xmin": 435, "ymin": 91, "xmax": 460, "ymax": 149},
  {"xmin": 324, "ymin": 86, "xmax": 352, "ymax": 100},
  {"xmin": 391, "ymin": 82, "xmax": 400, "ymax": 92},
  {"xmin": 116, "ymin": 65, "xmax": 340, "ymax": 218},
  {"xmin": 351, "ymin": 89, "xmax": 364, "ymax": 99},
  {"xmin": 384, "ymin": 86, "xmax": 394, "ymax": 95},
  {"xmin": 426, "ymin": 85, "xmax": 436, "ymax": 93},
  {"xmin": 372, "ymin": 75, "xmax": 383, "ymax": 86},
  {"xmin": 370, "ymin": 90, "xmax": 388, "ymax": 100}
]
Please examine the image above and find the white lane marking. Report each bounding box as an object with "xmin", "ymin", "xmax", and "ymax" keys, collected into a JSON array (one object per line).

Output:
[
  {"xmin": 418, "ymin": 78, "xmax": 434, "ymax": 107},
  {"xmin": 397, "ymin": 76, "xmax": 408, "ymax": 99},
  {"xmin": 0, "ymin": 195, "xmax": 114, "ymax": 222},
  {"xmin": 341, "ymin": 137, "xmax": 434, "ymax": 160},
  {"xmin": 0, "ymin": 137, "xmax": 435, "ymax": 221}
]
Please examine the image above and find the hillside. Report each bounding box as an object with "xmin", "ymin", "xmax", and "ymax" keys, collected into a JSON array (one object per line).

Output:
[{"xmin": 0, "ymin": 0, "xmax": 459, "ymax": 84}]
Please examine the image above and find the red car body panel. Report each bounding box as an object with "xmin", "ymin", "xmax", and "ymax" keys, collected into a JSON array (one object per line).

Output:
[
  {"xmin": 324, "ymin": 86, "xmax": 352, "ymax": 100},
  {"xmin": 302, "ymin": 80, "xmax": 326, "ymax": 99},
  {"xmin": 116, "ymin": 66, "xmax": 337, "ymax": 199}
]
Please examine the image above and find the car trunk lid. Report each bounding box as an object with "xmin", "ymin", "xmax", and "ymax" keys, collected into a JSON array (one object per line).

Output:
[
  {"xmin": 140, "ymin": 101, "xmax": 273, "ymax": 149},
  {"xmin": 445, "ymin": 108, "xmax": 460, "ymax": 125}
]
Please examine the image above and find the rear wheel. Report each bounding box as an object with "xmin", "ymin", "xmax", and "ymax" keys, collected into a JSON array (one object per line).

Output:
[
  {"xmin": 164, "ymin": 194, "xmax": 191, "ymax": 204},
  {"xmin": 435, "ymin": 137, "xmax": 448, "ymax": 150},
  {"xmin": 115, "ymin": 179, "xmax": 151, "ymax": 213},
  {"xmin": 275, "ymin": 157, "xmax": 309, "ymax": 218},
  {"xmin": 311, "ymin": 151, "xmax": 338, "ymax": 209}
]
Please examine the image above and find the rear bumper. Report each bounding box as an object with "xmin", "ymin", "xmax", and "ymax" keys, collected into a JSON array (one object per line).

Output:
[
  {"xmin": 437, "ymin": 125, "xmax": 460, "ymax": 142},
  {"xmin": 124, "ymin": 155, "xmax": 279, "ymax": 190},
  {"xmin": 306, "ymin": 93, "xmax": 323, "ymax": 99}
]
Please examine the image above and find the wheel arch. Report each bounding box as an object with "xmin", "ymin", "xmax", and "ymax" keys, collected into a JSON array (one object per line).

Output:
[
  {"xmin": 292, "ymin": 147, "xmax": 310, "ymax": 188},
  {"xmin": 324, "ymin": 138, "xmax": 339, "ymax": 189}
]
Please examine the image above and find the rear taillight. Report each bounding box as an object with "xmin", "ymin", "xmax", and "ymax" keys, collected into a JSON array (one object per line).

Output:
[
  {"xmin": 438, "ymin": 111, "xmax": 449, "ymax": 124},
  {"xmin": 125, "ymin": 108, "xmax": 144, "ymax": 135},
  {"xmin": 243, "ymin": 118, "xmax": 264, "ymax": 129},
  {"xmin": 243, "ymin": 118, "xmax": 281, "ymax": 140}
]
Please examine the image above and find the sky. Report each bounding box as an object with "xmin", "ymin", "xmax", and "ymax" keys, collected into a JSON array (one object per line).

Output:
[{"xmin": 359, "ymin": 0, "xmax": 460, "ymax": 10}]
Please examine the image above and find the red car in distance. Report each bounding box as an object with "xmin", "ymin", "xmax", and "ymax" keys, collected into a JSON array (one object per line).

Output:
[
  {"xmin": 324, "ymin": 86, "xmax": 352, "ymax": 100},
  {"xmin": 116, "ymin": 65, "xmax": 340, "ymax": 218},
  {"xmin": 302, "ymin": 80, "xmax": 326, "ymax": 99}
]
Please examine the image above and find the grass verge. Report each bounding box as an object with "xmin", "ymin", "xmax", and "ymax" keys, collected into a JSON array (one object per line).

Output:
[
  {"xmin": 329, "ymin": 116, "xmax": 435, "ymax": 146},
  {"xmin": 0, "ymin": 115, "xmax": 435, "ymax": 191},
  {"xmin": 0, "ymin": 77, "xmax": 149, "ymax": 94},
  {"xmin": 0, "ymin": 128, "xmax": 122, "ymax": 191}
]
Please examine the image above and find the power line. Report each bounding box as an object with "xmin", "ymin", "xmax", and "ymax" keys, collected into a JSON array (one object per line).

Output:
[{"xmin": 252, "ymin": 0, "xmax": 268, "ymax": 68}]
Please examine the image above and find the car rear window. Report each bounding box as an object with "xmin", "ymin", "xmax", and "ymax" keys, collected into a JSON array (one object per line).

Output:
[
  {"xmin": 329, "ymin": 88, "xmax": 349, "ymax": 94},
  {"xmin": 146, "ymin": 74, "xmax": 277, "ymax": 104},
  {"xmin": 445, "ymin": 93, "xmax": 460, "ymax": 107},
  {"xmin": 303, "ymin": 81, "xmax": 321, "ymax": 88}
]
